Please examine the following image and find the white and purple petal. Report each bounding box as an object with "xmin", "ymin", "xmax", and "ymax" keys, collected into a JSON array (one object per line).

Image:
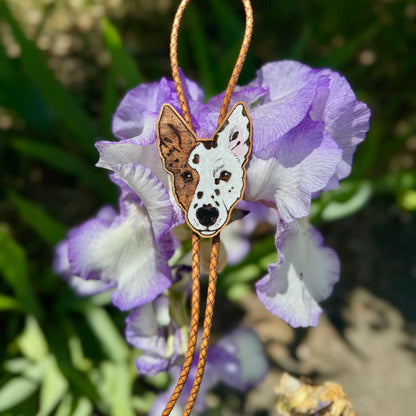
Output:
[
  {"xmin": 53, "ymin": 240, "xmax": 115, "ymax": 296},
  {"xmin": 111, "ymin": 163, "xmax": 182, "ymax": 240},
  {"xmin": 126, "ymin": 296, "xmax": 187, "ymax": 376},
  {"xmin": 67, "ymin": 203, "xmax": 173, "ymax": 310},
  {"xmin": 254, "ymin": 60, "xmax": 370, "ymax": 182},
  {"xmin": 245, "ymin": 117, "xmax": 342, "ymax": 222},
  {"xmin": 256, "ymin": 219, "xmax": 340, "ymax": 327}
]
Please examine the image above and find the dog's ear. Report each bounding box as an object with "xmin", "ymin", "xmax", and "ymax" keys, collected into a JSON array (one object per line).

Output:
[
  {"xmin": 157, "ymin": 104, "xmax": 197, "ymax": 174},
  {"xmin": 215, "ymin": 102, "xmax": 252, "ymax": 166},
  {"xmin": 157, "ymin": 104, "xmax": 199, "ymax": 210}
]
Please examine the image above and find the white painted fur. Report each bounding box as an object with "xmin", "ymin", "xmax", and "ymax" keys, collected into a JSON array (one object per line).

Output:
[{"xmin": 187, "ymin": 103, "xmax": 251, "ymax": 236}]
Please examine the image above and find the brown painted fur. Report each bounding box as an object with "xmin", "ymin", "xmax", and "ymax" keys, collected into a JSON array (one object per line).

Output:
[{"xmin": 157, "ymin": 105, "xmax": 199, "ymax": 210}]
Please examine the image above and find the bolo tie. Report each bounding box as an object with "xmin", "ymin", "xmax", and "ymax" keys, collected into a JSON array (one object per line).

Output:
[{"xmin": 156, "ymin": 1, "xmax": 253, "ymax": 414}]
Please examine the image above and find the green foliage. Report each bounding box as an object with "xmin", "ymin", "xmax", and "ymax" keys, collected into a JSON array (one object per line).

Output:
[{"xmin": 0, "ymin": 0, "xmax": 414, "ymax": 414}]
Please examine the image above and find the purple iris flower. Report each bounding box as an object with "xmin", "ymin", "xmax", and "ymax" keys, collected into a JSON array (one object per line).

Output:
[
  {"xmin": 54, "ymin": 176, "xmax": 175, "ymax": 310},
  {"xmin": 56, "ymin": 60, "xmax": 370, "ymax": 327}
]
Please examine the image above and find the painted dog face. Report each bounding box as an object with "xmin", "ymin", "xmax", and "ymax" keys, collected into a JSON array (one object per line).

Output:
[{"xmin": 158, "ymin": 102, "xmax": 251, "ymax": 237}]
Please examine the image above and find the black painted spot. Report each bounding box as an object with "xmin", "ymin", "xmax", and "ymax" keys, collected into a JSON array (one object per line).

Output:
[
  {"xmin": 192, "ymin": 154, "xmax": 200, "ymax": 164},
  {"xmin": 215, "ymin": 201, "xmax": 220, "ymax": 207},
  {"xmin": 174, "ymin": 158, "xmax": 179, "ymax": 163},
  {"xmin": 215, "ymin": 178, "xmax": 220, "ymax": 185},
  {"xmin": 215, "ymin": 189, "xmax": 220, "ymax": 196},
  {"xmin": 197, "ymin": 191, "xmax": 203, "ymax": 199}
]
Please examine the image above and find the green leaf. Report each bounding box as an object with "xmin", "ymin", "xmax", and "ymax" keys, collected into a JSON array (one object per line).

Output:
[
  {"xmin": 54, "ymin": 394, "xmax": 73, "ymax": 416},
  {"xmin": 98, "ymin": 362, "xmax": 135, "ymax": 416},
  {"xmin": 17, "ymin": 316, "xmax": 48, "ymax": 362},
  {"xmin": 12, "ymin": 138, "xmax": 114, "ymax": 201},
  {"xmin": 72, "ymin": 397, "xmax": 93, "ymax": 416},
  {"xmin": 321, "ymin": 181, "xmax": 373, "ymax": 221},
  {"xmin": 101, "ymin": 18, "xmax": 143, "ymax": 89},
  {"xmin": 0, "ymin": 360, "xmax": 46, "ymax": 412},
  {"xmin": 3, "ymin": 358, "xmax": 31, "ymax": 374},
  {"xmin": 226, "ymin": 283, "xmax": 251, "ymax": 302},
  {"xmin": 0, "ymin": 377, "xmax": 39, "ymax": 412},
  {"xmin": 0, "ymin": 2, "xmax": 98, "ymax": 157},
  {"xmin": 83, "ymin": 307, "xmax": 129, "ymax": 362},
  {"xmin": 0, "ymin": 229, "xmax": 42, "ymax": 317},
  {"xmin": 37, "ymin": 356, "xmax": 68, "ymax": 416},
  {"xmin": 9, "ymin": 191, "xmax": 66, "ymax": 246},
  {"xmin": 0, "ymin": 294, "xmax": 22, "ymax": 311}
]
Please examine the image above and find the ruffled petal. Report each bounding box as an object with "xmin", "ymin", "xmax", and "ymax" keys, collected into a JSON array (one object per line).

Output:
[
  {"xmin": 125, "ymin": 297, "xmax": 186, "ymax": 375},
  {"xmin": 196, "ymin": 86, "xmax": 268, "ymax": 138},
  {"xmin": 53, "ymin": 240, "xmax": 115, "ymax": 296},
  {"xmin": 315, "ymin": 70, "xmax": 371, "ymax": 185},
  {"xmin": 113, "ymin": 81, "xmax": 160, "ymax": 141},
  {"xmin": 245, "ymin": 117, "xmax": 342, "ymax": 222},
  {"xmin": 256, "ymin": 219, "xmax": 340, "ymax": 327},
  {"xmin": 112, "ymin": 163, "xmax": 182, "ymax": 240},
  {"xmin": 96, "ymin": 141, "xmax": 185, "ymax": 228},
  {"xmin": 68, "ymin": 204, "xmax": 173, "ymax": 310},
  {"xmin": 113, "ymin": 75, "xmax": 204, "ymax": 143}
]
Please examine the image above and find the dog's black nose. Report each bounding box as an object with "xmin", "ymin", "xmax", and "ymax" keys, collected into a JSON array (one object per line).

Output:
[{"xmin": 196, "ymin": 204, "xmax": 219, "ymax": 227}]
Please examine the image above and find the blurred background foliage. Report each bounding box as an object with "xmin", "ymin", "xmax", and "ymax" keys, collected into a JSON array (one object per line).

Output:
[{"xmin": 0, "ymin": 0, "xmax": 415, "ymax": 415}]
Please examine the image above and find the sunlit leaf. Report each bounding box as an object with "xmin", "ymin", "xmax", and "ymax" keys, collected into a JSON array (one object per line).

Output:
[
  {"xmin": 37, "ymin": 356, "xmax": 68, "ymax": 416},
  {"xmin": 0, "ymin": 361, "xmax": 46, "ymax": 412},
  {"xmin": 72, "ymin": 397, "xmax": 93, "ymax": 416},
  {"xmin": 0, "ymin": 294, "xmax": 22, "ymax": 311},
  {"xmin": 98, "ymin": 362, "xmax": 135, "ymax": 416},
  {"xmin": 0, "ymin": 377, "xmax": 39, "ymax": 412},
  {"xmin": 3, "ymin": 358, "xmax": 31, "ymax": 374},
  {"xmin": 17, "ymin": 316, "xmax": 48, "ymax": 362},
  {"xmin": 83, "ymin": 307, "xmax": 129, "ymax": 362},
  {"xmin": 321, "ymin": 181, "xmax": 373, "ymax": 221}
]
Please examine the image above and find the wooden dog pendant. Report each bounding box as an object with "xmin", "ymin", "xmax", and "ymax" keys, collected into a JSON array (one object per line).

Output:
[{"xmin": 157, "ymin": 102, "xmax": 252, "ymax": 238}]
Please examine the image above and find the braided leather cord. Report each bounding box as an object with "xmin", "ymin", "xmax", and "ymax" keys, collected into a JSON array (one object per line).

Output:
[
  {"xmin": 170, "ymin": 0, "xmax": 253, "ymax": 129},
  {"xmin": 170, "ymin": 0, "xmax": 193, "ymax": 129},
  {"xmin": 161, "ymin": 233, "xmax": 200, "ymax": 416},
  {"xmin": 183, "ymin": 235, "xmax": 220, "ymax": 415},
  {"xmin": 217, "ymin": 0, "xmax": 253, "ymax": 126},
  {"xmin": 164, "ymin": 1, "xmax": 253, "ymax": 414}
]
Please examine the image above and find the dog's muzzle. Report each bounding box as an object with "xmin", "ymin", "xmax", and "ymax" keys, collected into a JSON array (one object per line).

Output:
[{"xmin": 196, "ymin": 204, "xmax": 219, "ymax": 227}]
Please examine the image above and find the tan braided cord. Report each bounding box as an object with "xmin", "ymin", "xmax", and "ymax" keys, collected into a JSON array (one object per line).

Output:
[
  {"xmin": 161, "ymin": 233, "xmax": 201, "ymax": 416},
  {"xmin": 183, "ymin": 235, "xmax": 220, "ymax": 415},
  {"xmin": 170, "ymin": 0, "xmax": 253, "ymax": 129},
  {"xmin": 164, "ymin": 1, "xmax": 253, "ymax": 414}
]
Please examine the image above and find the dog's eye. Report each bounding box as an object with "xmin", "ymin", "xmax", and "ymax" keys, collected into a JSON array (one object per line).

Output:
[
  {"xmin": 181, "ymin": 171, "xmax": 193, "ymax": 182},
  {"xmin": 219, "ymin": 170, "xmax": 231, "ymax": 182}
]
